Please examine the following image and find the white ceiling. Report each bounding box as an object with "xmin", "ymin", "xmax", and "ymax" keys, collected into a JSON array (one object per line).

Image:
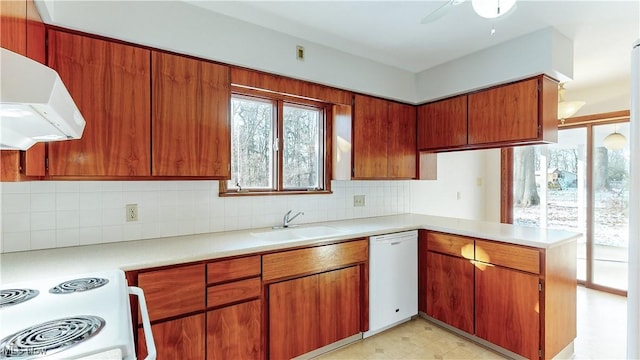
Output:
[{"xmin": 187, "ymin": 0, "xmax": 640, "ymax": 93}]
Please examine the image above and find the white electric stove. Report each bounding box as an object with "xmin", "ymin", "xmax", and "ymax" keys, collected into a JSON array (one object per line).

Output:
[{"xmin": 0, "ymin": 270, "xmax": 155, "ymax": 359}]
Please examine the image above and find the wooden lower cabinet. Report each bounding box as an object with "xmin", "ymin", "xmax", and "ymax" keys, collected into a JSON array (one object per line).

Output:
[
  {"xmin": 138, "ymin": 314, "xmax": 205, "ymax": 360},
  {"xmin": 207, "ymin": 300, "xmax": 261, "ymax": 360},
  {"xmin": 269, "ymin": 266, "xmax": 361, "ymax": 359},
  {"xmin": 421, "ymin": 231, "xmax": 576, "ymax": 359},
  {"xmin": 475, "ymin": 264, "xmax": 540, "ymax": 360},
  {"xmin": 137, "ymin": 264, "xmax": 205, "ymax": 323},
  {"xmin": 318, "ymin": 266, "xmax": 361, "ymax": 346},
  {"xmin": 269, "ymin": 274, "xmax": 320, "ymax": 359},
  {"xmin": 425, "ymin": 251, "xmax": 474, "ymax": 334}
]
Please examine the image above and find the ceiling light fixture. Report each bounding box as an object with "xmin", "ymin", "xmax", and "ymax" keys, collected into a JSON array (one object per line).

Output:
[
  {"xmin": 603, "ymin": 126, "xmax": 627, "ymax": 151},
  {"xmin": 471, "ymin": 0, "xmax": 517, "ymax": 19},
  {"xmin": 557, "ymin": 83, "xmax": 586, "ymax": 124}
]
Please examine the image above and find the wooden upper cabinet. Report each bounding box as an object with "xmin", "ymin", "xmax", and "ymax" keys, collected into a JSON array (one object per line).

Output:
[
  {"xmin": 353, "ymin": 94, "xmax": 389, "ymax": 179},
  {"xmin": 468, "ymin": 77, "xmax": 538, "ymax": 144},
  {"xmin": 417, "ymin": 95, "xmax": 467, "ymax": 151},
  {"xmin": 0, "ymin": 0, "xmax": 27, "ymax": 182},
  {"xmin": 353, "ymin": 94, "xmax": 416, "ymax": 179},
  {"xmin": 152, "ymin": 52, "xmax": 230, "ymax": 177},
  {"xmin": 231, "ymin": 67, "xmax": 352, "ymax": 105},
  {"xmin": 388, "ymin": 102, "xmax": 416, "ymax": 178},
  {"xmin": 468, "ymin": 76, "xmax": 557, "ymax": 145},
  {"xmin": 0, "ymin": 0, "xmax": 27, "ymax": 54},
  {"xmin": 0, "ymin": 0, "xmax": 46, "ymax": 181},
  {"xmin": 418, "ymin": 75, "xmax": 558, "ymax": 152},
  {"xmin": 25, "ymin": 0, "xmax": 44, "ymax": 64},
  {"xmin": 47, "ymin": 30, "xmax": 151, "ymax": 176}
]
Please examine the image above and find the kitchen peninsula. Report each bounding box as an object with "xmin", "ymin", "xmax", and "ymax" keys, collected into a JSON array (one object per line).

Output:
[{"xmin": 1, "ymin": 214, "xmax": 579, "ymax": 360}]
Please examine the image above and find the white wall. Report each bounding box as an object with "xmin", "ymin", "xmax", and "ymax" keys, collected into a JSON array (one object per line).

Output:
[
  {"xmin": 415, "ymin": 27, "xmax": 574, "ymax": 103},
  {"xmin": 38, "ymin": 2, "xmax": 578, "ymax": 105},
  {"xmin": 39, "ymin": 0, "xmax": 417, "ymax": 103},
  {"xmin": 0, "ymin": 180, "xmax": 411, "ymax": 253},
  {"xmin": 570, "ymin": 77, "xmax": 631, "ymax": 117},
  {"xmin": 410, "ymin": 149, "xmax": 499, "ymax": 221}
]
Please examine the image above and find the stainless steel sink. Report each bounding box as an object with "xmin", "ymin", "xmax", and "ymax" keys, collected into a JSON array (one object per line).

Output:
[{"xmin": 250, "ymin": 226, "xmax": 346, "ymax": 242}]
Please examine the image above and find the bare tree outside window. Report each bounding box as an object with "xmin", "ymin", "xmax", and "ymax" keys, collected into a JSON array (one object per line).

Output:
[
  {"xmin": 283, "ymin": 105, "xmax": 321, "ymax": 189},
  {"xmin": 229, "ymin": 96, "xmax": 274, "ymax": 190},
  {"xmin": 227, "ymin": 94, "xmax": 325, "ymax": 193},
  {"xmin": 513, "ymin": 146, "xmax": 540, "ymax": 208}
]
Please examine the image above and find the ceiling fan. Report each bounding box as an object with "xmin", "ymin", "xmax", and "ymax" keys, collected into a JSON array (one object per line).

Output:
[{"xmin": 420, "ymin": 0, "xmax": 517, "ymax": 24}]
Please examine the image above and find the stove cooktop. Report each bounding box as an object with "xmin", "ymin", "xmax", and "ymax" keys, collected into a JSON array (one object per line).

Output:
[
  {"xmin": 0, "ymin": 270, "xmax": 136, "ymax": 360},
  {"xmin": 0, "ymin": 289, "xmax": 39, "ymax": 308}
]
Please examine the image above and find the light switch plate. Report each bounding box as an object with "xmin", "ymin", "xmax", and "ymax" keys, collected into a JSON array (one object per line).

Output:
[{"xmin": 354, "ymin": 195, "xmax": 365, "ymax": 207}]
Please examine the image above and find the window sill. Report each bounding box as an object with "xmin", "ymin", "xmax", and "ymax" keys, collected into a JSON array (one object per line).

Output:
[{"xmin": 219, "ymin": 190, "xmax": 332, "ymax": 197}]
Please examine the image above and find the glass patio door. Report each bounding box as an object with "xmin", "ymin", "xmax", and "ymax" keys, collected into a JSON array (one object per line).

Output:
[
  {"xmin": 592, "ymin": 123, "xmax": 630, "ymax": 291},
  {"xmin": 512, "ymin": 128, "xmax": 588, "ymax": 282},
  {"xmin": 510, "ymin": 120, "xmax": 630, "ymax": 293}
]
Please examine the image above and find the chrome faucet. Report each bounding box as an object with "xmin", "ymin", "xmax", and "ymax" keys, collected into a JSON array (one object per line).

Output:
[{"xmin": 282, "ymin": 210, "xmax": 304, "ymax": 228}]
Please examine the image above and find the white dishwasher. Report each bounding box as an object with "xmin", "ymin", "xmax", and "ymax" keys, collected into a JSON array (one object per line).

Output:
[{"xmin": 364, "ymin": 230, "xmax": 418, "ymax": 338}]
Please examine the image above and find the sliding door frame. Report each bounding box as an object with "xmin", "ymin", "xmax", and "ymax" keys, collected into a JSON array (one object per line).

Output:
[{"xmin": 501, "ymin": 110, "xmax": 630, "ymax": 296}]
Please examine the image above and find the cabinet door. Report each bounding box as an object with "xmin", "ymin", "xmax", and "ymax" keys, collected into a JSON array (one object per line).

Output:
[
  {"xmin": 388, "ymin": 102, "xmax": 416, "ymax": 179},
  {"xmin": 47, "ymin": 30, "xmax": 151, "ymax": 176},
  {"xmin": 318, "ymin": 266, "xmax": 361, "ymax": 347},
  {"xmin": 207, "ymin": 300, "xmax": 261, "ymax": 360},
  {"xmin": 426, "ymin": 251, "xmax": 474, "ymax": 334},
  {"xmin": 418, "ymin": 231, "xmax": 428, "ymax": 314},
  {"xmin": 352, "ymin": 94, "xmax": 388, "ymax": 179},
  {"xmin": 138, "ymin": 313, "xmax": 205, "ymax": 360},
  {"xmin": 269, "ymin": 275, "xmax": 319, "ymax": 359},
  {"xmin": 475, "ymin": 264, "xmax": 540, "ymax": 360},
  {"xmin": 0, "ymin": 0, "xmax": 26, "ymax": 53},
  {"xmin": 468, "ymin": 78, "xmax": 539, "ymax": 145},
  {"xmin": 137, "ymin": 264, "xmax": 205, "ymax": 322},
  {"xmin": 152, "ymin": 52, "xmax": 230, "ymax": 177},
  {"xmin": 0, "ymin": 0, "xmax": 25, "ymax": 181},
  {"xmin": 417, "ymin": 95, "xmax": 467, "ymax": 150},
  {"xmin": 0, "ymin": 0, "xmax": 46, "ymax": 181}
]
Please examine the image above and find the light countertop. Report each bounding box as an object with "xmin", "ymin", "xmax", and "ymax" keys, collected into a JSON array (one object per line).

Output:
[{"xmin": 0, "ymin": 214, "xmax": 581, "ymax": 284}]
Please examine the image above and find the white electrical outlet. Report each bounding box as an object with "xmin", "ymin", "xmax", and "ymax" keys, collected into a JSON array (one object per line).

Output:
[
  {"xmin": 354, "ymin": 195, "xmax": 365, "ymax": 207},
  {"xmin": 126, "ymin": 204, "xmax": 138, "ymax": 222}
]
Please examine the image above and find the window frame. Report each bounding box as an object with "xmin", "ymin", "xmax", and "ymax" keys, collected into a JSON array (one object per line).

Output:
[{"xmin": 220, "ymin": 86, "xmax": 332, "ymax": 196}]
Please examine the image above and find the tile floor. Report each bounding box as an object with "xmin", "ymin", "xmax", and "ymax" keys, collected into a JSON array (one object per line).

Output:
[{"xmin": 316, "ymin": 286, "xmax": 627, "ymax": 359}]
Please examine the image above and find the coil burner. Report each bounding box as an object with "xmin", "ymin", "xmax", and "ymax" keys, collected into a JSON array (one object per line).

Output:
[
  {"xmin": 0, "ymin": 289, "xmax": 39, "ymax": 308},
  {"xmin": 49, "ymin": 278, "xmax": 109, "ymax": 294},
  {"xmin": 0, "ymin": 315, "xmax": 105, "ymax": 358}
]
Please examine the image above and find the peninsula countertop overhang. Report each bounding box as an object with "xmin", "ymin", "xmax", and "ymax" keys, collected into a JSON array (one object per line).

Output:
[{"xmin": 0, "ymin": 214, "xmax": 581, "ymax": 284}]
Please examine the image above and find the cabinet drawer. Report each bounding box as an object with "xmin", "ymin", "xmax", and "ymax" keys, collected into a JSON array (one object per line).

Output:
[
  {"xmin": 207, "ymin": 278, "xmax": 261, "ymax": 308},
  {"xmin": 475, "ymin": 240, "xmax": 540, "ymax": 274},
  {"xmin": 138, "ymin": 264, "xmax": 205, "ymax": 322},
  {"xmin": 263, "ymin": 239, "xmax": 368, "ymax": 281},
  {"xmin": 426, "ymin": 232, "xmax": 474, "ymax": 259},
  {"xmin": 207, "ymin": 255, "xmax": 261, "ymax": 285}
]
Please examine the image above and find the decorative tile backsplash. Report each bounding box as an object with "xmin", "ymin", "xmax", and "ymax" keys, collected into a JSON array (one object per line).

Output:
[{"xmin": 0, "ymin": 180, "xmax": 411, "ymax": 253}]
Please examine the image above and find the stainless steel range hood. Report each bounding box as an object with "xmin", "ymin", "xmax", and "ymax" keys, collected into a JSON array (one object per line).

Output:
[{"xmin": 0, "ymin": 47, "xmax": 85, "ymax": 150}]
